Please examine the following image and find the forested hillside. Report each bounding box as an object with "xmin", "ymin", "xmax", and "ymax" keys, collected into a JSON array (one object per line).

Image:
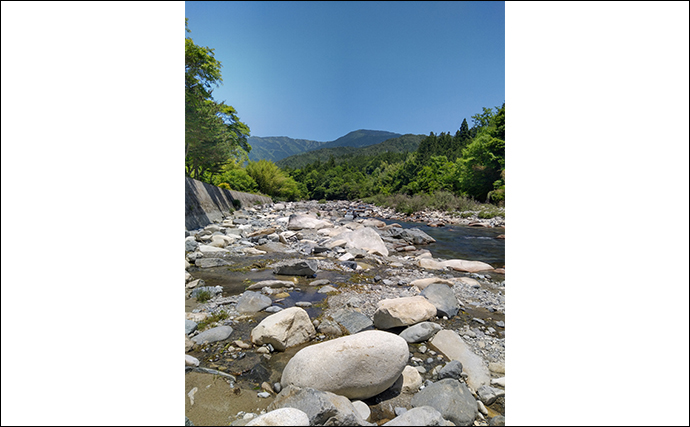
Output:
[
  {"xmin": 246, "ymin": 136, "xmax": 325, "ymax": 162},
  {"xmin": 283, "ymin": 104, "xmax": 505, "ymax": 205},
  {"xmin": 276, "ymin": 134, "xmax": 425, "ymax": 169}
]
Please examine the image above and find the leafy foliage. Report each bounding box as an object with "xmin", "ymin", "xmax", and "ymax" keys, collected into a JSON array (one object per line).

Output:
[
  {"xmin": 283, "ymin": 104, "xmax": 505, "ymax": 206},
  {"xmin": 185, "ymin": 18, "xmax": 250, "ymax": 180},
  {"xmin": 245, "ymin": 159, "xmax": 303, "ymax": 201}
]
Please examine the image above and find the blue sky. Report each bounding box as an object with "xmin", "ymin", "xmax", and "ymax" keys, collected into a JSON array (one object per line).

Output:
[{"xmin": 185, "ymin": 1, "xmax": 505, "ymax": 141}]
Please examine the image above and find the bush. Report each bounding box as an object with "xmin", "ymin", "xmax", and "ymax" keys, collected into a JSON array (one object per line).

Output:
[{"xmin": 195, "ymin": 290, "xmax": 212, "ymax": 303}]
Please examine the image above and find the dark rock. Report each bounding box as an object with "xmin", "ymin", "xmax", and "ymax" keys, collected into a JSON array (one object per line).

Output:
[
  {"xmin": 331, "ymin": 309, "xmax": 374, "ymax": 334},
  {"xmin": 267, "ymin": 385, "xmax": 371, "ymax": 426},
  {"xmin": 236, "ymin": 291, "xmax": 273, "ymax": 313},
  {"xmin": 273, "ymin": 259, "xmax": 318, "ymax": 276},
  {"xmin": 399, "ymin": 322, "xmax": 442, "ymax": 343},
  {"xmin": 421, "ymin": 283, "xmax": 460, "ymax": 318},
  {"xmin": 399, "ymin": 228, "xmax": 436, "ymax": 245},
  {"xmin": 411, "ymin": 378, "xmax": 477, "ymax": 426},
  {"xmin": 437, "ymin": 360, "xmax": 463, "ymax": 380}
]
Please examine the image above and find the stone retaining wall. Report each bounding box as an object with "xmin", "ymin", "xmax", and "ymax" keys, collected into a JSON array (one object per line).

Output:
[{"xmin": 185, "ymin": 177, "xmax": 272, "ymax": 231}]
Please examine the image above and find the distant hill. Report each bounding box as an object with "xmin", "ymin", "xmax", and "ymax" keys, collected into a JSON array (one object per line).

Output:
[
  {"xmin": 247, "ymin": 129, "xmax": 402, "ymax": 163},
  {"xmin": 317, "ymin": 129, "xmax": 401, "ymax": 150},
  {"xmin": 246, "ymin": 136, "xmax": 325, "ymax": 162},
  {"xmin": 276, "ymin": 133, "xmax": 425, "ymax": 169}
]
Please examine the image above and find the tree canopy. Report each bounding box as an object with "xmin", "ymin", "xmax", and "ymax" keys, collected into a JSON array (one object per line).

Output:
[{"xmin": 185, "ymin": 18, "xmax": 250, "ymax": 180}]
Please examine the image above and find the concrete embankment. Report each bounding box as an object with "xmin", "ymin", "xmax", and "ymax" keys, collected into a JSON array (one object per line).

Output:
[{"xmin": 185, "ymin": 177, "xmax": 272, "ymax": 231}]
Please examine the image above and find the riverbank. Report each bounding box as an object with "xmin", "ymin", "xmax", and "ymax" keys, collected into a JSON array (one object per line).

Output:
[{"xmin": 185, "ymin": 200, "xmax": 505, "ymax": 426}]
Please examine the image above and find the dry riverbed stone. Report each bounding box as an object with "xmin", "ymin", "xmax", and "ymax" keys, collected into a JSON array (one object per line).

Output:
[
  {"xmin": 281, "ymin": 330, "xmax": 409, "ymax": 400},
  {"xmin": 421, "ymin": 283, "xmax": 461, "ymax": 318},
  {"xmin": 191, "ymin": 325, "xmax": 233, "ymax": 345},
  {"xmin": 268, "ymin": 385, "xmax": 371, "ymax": 426},
  {"xmin": 399, "ymin": 321, "xmax": 442, "ymax": 343},
  {"xmin": 236, "ymin": 291, "xmax": 273, "ymax": 313},
  {"xmin": 245, "ymin": 407, "xmax": 310, "ymax": 426},
  {"xmin": 250, "ymin": 307, "xmax": 315, "ymax": 351},
  {"xmin": 411, "ymin": 378, "xmax": 478, "ymax": 426},
  {"xmin": 373, "ymin": 296, "xmax": 437, "ymax": 329}
]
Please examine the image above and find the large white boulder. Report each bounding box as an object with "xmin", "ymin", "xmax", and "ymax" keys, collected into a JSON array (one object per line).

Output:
[
  {"xmin": 287, "ymin": 214, "xmax": 332, "ymax": 230},
  {"xmin": 325, "ymin": 226, "xmax": 389, "ymax": 256},
  {"xmin": 281, "ymin": 330, "xmax": 409, "ymax": 400},
  {"xmin": 245, "ymin": 407, "xmax": 310, "ymax": 426},
  {"xmin": 373, "ymin": 296, "xmax": 437, "ymax": 329},
  {"xmin": 250, "ymin": 307, "xmax": 315, "ymax": 351}
]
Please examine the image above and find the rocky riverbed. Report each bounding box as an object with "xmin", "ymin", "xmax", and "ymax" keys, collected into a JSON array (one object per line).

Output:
[{"xmin": 185, "ymin": 200, "xmax": 505, "ymax": 426}]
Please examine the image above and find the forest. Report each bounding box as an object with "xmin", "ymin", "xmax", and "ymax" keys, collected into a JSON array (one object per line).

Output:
[{"xmin": 185, "ymin": 19, "xmax": 505, "ymax": 213}]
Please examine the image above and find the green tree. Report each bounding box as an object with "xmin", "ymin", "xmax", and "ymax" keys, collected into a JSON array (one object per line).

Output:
[
  {"xmin": 245, "ymin": 159, "xmax": 303, "ymax": 200},
  {"xmin": 185, "ymin": 18, "xmax": 250, "ymax": 181}
]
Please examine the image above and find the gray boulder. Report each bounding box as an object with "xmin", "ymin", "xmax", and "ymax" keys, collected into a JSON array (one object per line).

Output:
[
  {"xmin": 399, "ymin": 322, "xmax": 442, "ymax": 343},
  {"xmin": 411, "ymin": 378, "xmax": 478, "ymax": 426},
  {"xmin": 273, "ymin": 259, "xmax": 318, "ymax": 276},
  {"xmin": 185, "ymin": 319, "xmax": 198, "ymax": 335},
  {"xmin": 437, "ymin": 360, "xmax": 463, "ymax": 380},
  {"xmin": 267, "ymin": 385, "xmax": 372, "ymax": 426},
  {"xmin": 383, "ymin": 406, "xmax": 448, "ymax": 426},
  {"xmin": 331, "ymin": 309, "xmax": 374, "ymax": 334},
  {"xmin": 185, "ymin": 236, "xmax": 199, "ymax": 252},
  {"xmin": 400, "ymin": 228, "xmax": 436, "ymax": 245},
  {"xmin": 421, "ymin": 283, "xmax": 461, "ymax": 318},
  {"xmin": 477, "ymin": 385, "xmax": 505, "ymax": 406},
  {"xmin": 236, "ymin": 291, "xmax": 273, "ymax": 313},
  {"xmin": 191, "ymin": 325, "xmax": 233, "ymax": 345},
  {"xmin": 194, "ymin": 257, "xmax": 232, "ymax": 268}
]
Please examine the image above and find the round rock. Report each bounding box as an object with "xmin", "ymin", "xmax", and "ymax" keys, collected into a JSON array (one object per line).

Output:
[
  {"xmin": 250, "ymin": 307, "xmax": 315, "ymax": 351},
  {"xmin": 373, "ymin": 296, "xmax": 437, "ymax": 329},
  {"xmin": 281, "ymin": 330, "xmax": 409, "ymax": 400},
  {"xmin": 245, "ymin": 407, "xmax": 310, "ymax": 426}
]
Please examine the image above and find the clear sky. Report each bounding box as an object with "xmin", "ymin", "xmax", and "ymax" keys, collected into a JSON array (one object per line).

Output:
[{"xmin": 185, "ymin": 1, "xmax": 505, "ymax": 141}]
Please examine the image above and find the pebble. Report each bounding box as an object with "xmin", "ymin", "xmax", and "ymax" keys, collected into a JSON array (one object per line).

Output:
[{"xmin": 257, "ymin": 392, "xmax": 270, "ymax": 398}]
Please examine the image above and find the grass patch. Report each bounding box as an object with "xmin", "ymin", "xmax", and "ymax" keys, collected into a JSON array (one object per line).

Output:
[
  {"xmin": 197, "ymin": 310, "xmax": 229, "ymax": 331},
  {"xmin": 195, "ymin": 290, "xmax": 212, "ymax": 303}
]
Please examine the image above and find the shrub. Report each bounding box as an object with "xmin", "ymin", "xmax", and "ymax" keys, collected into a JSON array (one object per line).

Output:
[{"xmin": 195, "ymin": 290, "xmax": 212, "ymax": 303}]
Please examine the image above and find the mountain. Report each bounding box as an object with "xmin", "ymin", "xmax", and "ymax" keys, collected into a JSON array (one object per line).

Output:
[
  {"xmin": 246, "ymin": 130, "xmax": 402, "ymax": 163},
  {"xmin": 276, "ymin": 133, "xmax": 426, "ymax": 169},
  {"xmin": 317, "ymin": 129, "xmax": 401, "ymax": 150},
  {"xmin": 246, "ymin": 136, "xmax": 325, "ymax": 163}
]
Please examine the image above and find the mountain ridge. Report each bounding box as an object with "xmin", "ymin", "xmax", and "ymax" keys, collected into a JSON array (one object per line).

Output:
[{"xmin": 247, "ymin": 129, "xmax": 402, "ymax": 163}]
